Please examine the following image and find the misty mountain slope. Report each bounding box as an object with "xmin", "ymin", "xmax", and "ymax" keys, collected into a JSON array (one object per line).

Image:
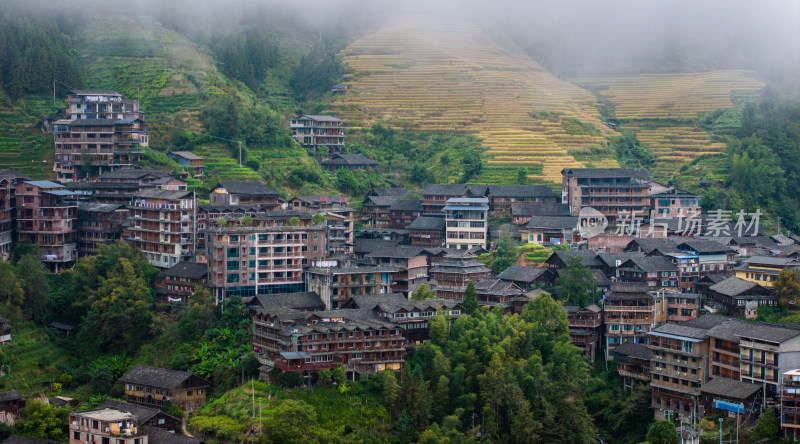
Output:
[
  {"xmin": 572, "ymin": 72, "xmax": 764, "ymax": 177},
  {"xmin": 0, "ymin": 93, "xmax": 55, "ymax": 179},
  {"xmin": 328, "ymin": 15, "xmax": 618, "ymax": 184}
]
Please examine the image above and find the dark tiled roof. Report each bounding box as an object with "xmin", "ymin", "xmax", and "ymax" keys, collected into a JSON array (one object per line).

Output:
[
  {"xmin": 626, "ymin": 238, "xmax": 680, "ymax": 255},
  {"xmin": 745, "ymin": 255, "xmax": 799, "ymax": 267},
  {"xmin": 119, "ymin": 365, "xmax": 207, "ymax": 389},
  {"xmin": 547, "ymin": 250, "xmax": 601, "ymax": 268},
  {"xmin": 367, "ymin": 245, "xmax": 427, "ymax": 259},
  {"xmin": 77, "ymin": 202, "xmax": 124, "ymax": 213},
  {"xmin": 709, "ymin": 277, "xmax": 764, "ymax": 297},
  {"xmin": 704, "ymin": 318, "xmax": 752, "ymax": 342},
  {"xmin": 700, "ymin": 378, "xmax": 761, "ymax": 400},
  {"xmin": 0, "ymin": 390, "xmax": 23, "ymax": 402},
  {"xmin": 695, "ymin": 274, "xmax": 730, "ymax": 285},
  {"xmin": 216, "ymin": 181, "xmax": 279, "ymax": 196},
  {"xmin": 525, "ymin": 216, "xmax": 578, "ymax": 230},
  {"xmin": 346, "ymin": 293, "xmax": 408, "ymax": 309},
  {"xmin": 389, "ymin": 199, "xmax": 423, "ymax": 212},
  {"xmin": 148, "ymin": 428, "xmax": 206, "ymax": 444},
  {"xmin": 592, "ymin": 270, "xmax": 612, "ymax": 286},
  {"xmin": 562, "ymin": 168, "xmax": 650, "ymax": 178},
  {"xmin": 163, "ymin": 262, "xmax": 207, "ymax": 280},
  {"xmin": 67, "ymin": 90, "xmax": 121, "ymax": 96},
  {"xmin": 422, "ymin": 184, "xmax": 488, "ymax": 197},
  {"xmin": 0, "ymin": 170, "xmax": 29, "ymax": 182},
  {"xmin": 650, "ymin": 323, "xmax": 708, "ymax": 340},
  {"xmin": 249, "ymin": 292, "xmax": 324, "ymax": 311},
  {"xmin": 734, "ymin": 323, "xmax": 800, "ymax": 343},
  {"xmin": 497, "ymin": 265, "xmax": 549, "ymax": 283},
  {"xmin": 354, "ymin": 239, "xmax": 399, "ymax": 254},
  {"xmin": 597, "ymin": 252, "xmax": 645, "ymax": 268},
  {"xmin": 487, "ymin": 185, "xmax": 556, "ymax": 198},
  {"xmin": 135, "ymin": 189, "xmax": 193, "ymax": 200},
  {"xmin": 621, "ymin": 256, "xmax": 678, "ymax": 272},
  {"xmin": 97, "ymin": 399, "xmax": 174, "ymax": 425},
  {"xmin": 609, "ymin": 282, "xmax": 652, "ymax": 296},
  {"xmin": 407, "ymin": 216, "xmax": 445, "ymax": 231},
  {"xmin": 610, "ymin": 342, "xmax": 651, "ymax": 360},
  {"xmin": 511, "ymin": 203, "xmax": 571, "ymax": 217},
  {"xmin": 677, "ymin": 238, "xmax": 734, "ymax": 254},
  {"xmin": 363, "ymin": 195, "xmax": 399, "ymax": 207},
  {"xmin": 300, "ymin": 114, "xmax": 341, "ymax": 122},
  {"xmin": 320, "ymin": 153, "xmax": 379, "ymax": 167},
  {"xmin": 168, "ymin": 151, "xmax": 203, "ymax": 161},
  {"xmin": 98, "ymin": 168, "xmax": 172, "ymax": 180}
]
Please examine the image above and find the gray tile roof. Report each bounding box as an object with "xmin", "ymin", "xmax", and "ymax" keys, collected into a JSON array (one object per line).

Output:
[
  {"xmin": 0, "ymin": 390, "xmax": 23, "ymax": 402},
  {"xmin": 422, "ymin": 184, "xmax": 488, "ymax": 197},
  {"xmin": 119, "ymin": 365, "xmax": 207, "ymax": 389},
  {"xmin": 650, "ymin": 323, "xmax": 709, "ymax": 340},
  {"xmin": 0, "ymin": 170, "xmax": 29, "ymax": 182},
  {"xmin": 597, "ymin": 252, "xmax": 645, "ymax": 268},
  {"xmin": 98, "ymin": 168, "xmax": 172, "ymax": 180},
  {"xmin": 97, "ymin": 399, "xmax": 175, "ymax": 425},
  {"xmin": 367, "ymin": 245, "xmax": 427, "ymax": 259},
  {"xmin": 148, "ymin": 427, "xmax": 206, "ymax": 444},
  {"xmin": 320, "ymin": 153, "xmax": 379, "ymax": 167},
  {"xmin": 621, "ymin": 256, "xmax": 678, "ymax": 272},
  {"xmin": 389, "ymin": 199, "xmax": 423, "ymax": 212},
  {"xmin": 511, "ymin": 202, "xmax": 571, "ymax": 217},
  {"xmin": 525, "ymin": 216, "xmax": 579, "ymax": 230},
  {"xmin": 548, "ymin": 250, "xmax": 601, "ymax": 268},
  {"xmin": 370, "ymin": 188, "xmax": 408, "ymax": 197},
  {"xmin": 135, "ymin": 189, "xmax": 193, "ymax": 200},
  {"xmin": 703, "ymin": 318, "xmax": 752, "ymax": 342},
  {"xmin": 677, "ymin": 238, "xmax": 734, "ymax": 254},
  {"xmin": 497, "ymin": 265, "xmax": 549, "ymax": 283},
  {"xmin": 734, "ymin": 323, "xmax": 800, "ymax": 343},
  {"xmin": 354, "ymin": 239, "xmax": 399, "ymax": 254},
  {"xmin": 77, "ymin": 202, "xmax": 124, "ymax": 213},
  {"xmin": 700, "ymin": 378, "xmax": 761, "ymax": 400},
  {"xmin": 610, "ymin": 342, "xmax": 651, "ymax": 360},
  {"xmin": 626, "ymin": 238, "xmax": 681, "ymax": 255},
  {"xmin": 487, "ymin": 185, "xmax": 556, "ymax": 198},
  {"xmin": 562, "ymin": 168, "xmax": 650, "ymax": 178},
  {"xmin": 300, "ymin": 114, "xmax": 342, "ymax": 122},
  {"xmin": 708, "ymin": 277, "xmax": 764, "ymax": 297},
  {"xmin": 216, "ymin": 181, "xmax": 279, "ymax": 196},
  {"xmin": 249, "ymin": 292, "xmax": 324, "ymax": 311},
  {"xmin": 168, "ymin": 151, "xmax": 203, "ymax": 161},
  {"xmin": 363, "ymin": 195, "xmax": 399, "ymax": 207},
  {"xmin": 162, "ymin": 262, "xmax": 207, "ymax": 280},
  {"xmin": 407, "ymin": 216, "xmax": 445, "ymax": 231}
]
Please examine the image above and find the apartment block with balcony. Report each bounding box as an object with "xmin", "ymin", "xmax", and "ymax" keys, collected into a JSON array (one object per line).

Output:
[
  {"xmin": 650, "ymin": 186, "xmax": 701, "ymax": 218},
  {"xmin": 616, "ymin": 256, "xmax": 679, "ymax": 290},
  {"xmin": 64, "ymin": 90, "xmax": 143, "ymax": 121},
  {"xmin": 702, "ymin": 317, "xmax": 751, "ymax": 380},
  {"xmin": 206, "ymin": 213, "xmax": 327, "ymax": 300},
  {"xmin": 15, "ymin": 181, "xmax": 77, "ymax": 271},
  {"xmin": 0, "ymin": 170, "xmax": 29, "ymax": 259},
  {"xmin": 125, "ymin": 189, "xmax": 196, "ymax": 269},
  {"xmin": 69, "ymin": 408, "xmax": 147, "ymax": 444},
  {"xmin": 735, "ymin": 256, "xmax": 800, "ymax": 287},
  {"xmin": 736, "ymin": 324, "xmax": 800, "ymax": 396},
  {"xmin": 561, "ymin": 168, "xmax": 651, "ymax": 224},
  {"xmin": 67, "ymin": 169, "xmax": 185, "ymax": 205},
  {"xmin": 253, "ymin": 308, "xmax": 405, "ymax": 378},
  {"xmin": 648, "ymin": 323, "xmax": 710, "ymax": 420},
  {"xmin": 209, "ymin": 181, "xmax": 284, "ymax": 209},
  {"xmin": 609, "ymin": 342, "xmax": 651, "ymax": 389},
  {"xmin": 604, "ymin": 282, "xmax": 664, "ymax": 351},
  {"xmin": 53, "ymin": 118, "xmax": 148, "ymax": 182},
  {"xmin": 444, "ymin": 197, "xmax": 489, "ymax": 250},
  {"xmin": 306, "ymin": 266, "xmax": 398, "ymax": 310},
  {"xmin": 366, "ymin": 246, "xmax": 430, "ymax": 295},
  {"xmin": 77, "ymin": 202, "xmax": 128, "ymax": 257},
  {"xmin": 119, "ymin": 365, "xmax": 209, "ymax": 412},
  {"xmin": 665, "ymin": 292, "xmax": 701, "ymax": 322},
  {"xmin": 319, "ymin": 207, "xmax": 355, "ymax": 255},
  {"xmin": 429, "ymin": 257, "xmax": 491, "ymax": 300},
  {"xmin": 290, "ymin": 115, "xmax": 345, "ymax": 155}
]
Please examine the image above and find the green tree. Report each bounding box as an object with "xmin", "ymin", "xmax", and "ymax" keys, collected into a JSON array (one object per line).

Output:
[
  {"xmin": 555, "ymin": 255, "xmax": 598, "ymax": 307},
  {"xmin": 289, "ymin": 217, "xmax": 300, "ymax": 226},
  {"xmin": 14, "ymin": 253, "xmax": 50, "ymax": 323},
  {"xmin": 516, "ymin": 167, "xmax": 527, "ymax": 184},
  {"xmin": 613, "ymin": 132, "xmax": 655, "ymax": 169},
  {"xmin": 243, "ymin": 352, "xmax": 260, "ymax": 379},
  {"xmin": 432, "ymin": 375, "xmax": 451, "ymax": 422},
  {"xmin": 383, "ymin": 370, "xmax": 400, "ymax": 416},
  {"xmin": 461, "ymin": 151, "xmax": 482, "ymax": 182},
  {"xmin": 755, "ymin": 408, "xmax": 780, "ymax": 439},
  {"xmin": 645, "ymin": 420, "xmax": 679, "ymax": 444},
  {"xmin": 332, "ymin": 365, "xmax": 347, "ymax": 385},
  {"xmin": 429, "ymin": 315, "xmax": 448, "ymax": 346},
  {"xmin": 260, "ymin": 399, "xmax": 329, "ymax": 444},
  {"xmin": 488, "ymin": 230, "xmax": 520, "ymax": 273},
  {"xmin": 0, "ymin": 261, "xmax": 23, "ymax": 308},
  {"xmin": 216, "ymin": 217, "xmax": 227, "ymax": 226},
  {"xmin": 312, "ymin": 214, "xmax": 325, "ymax": 224},
  {"xmin": 14, "ymin": 400, "xmax": 69, "ymax": 442},
  {"xmin": 411, "ymin": 283, "xmax": 435, "ymax": 301},
  {"xmin": 774, "ymin": 269, "xmax": 800, "ymax": 308},
  {"xmin": 317, "ymin": 368, "xmax": 332, "ymax": 386},
  {"xmin": 462, "ymin": 281, "xmax": 479, "ymax": 315},
  {"xmin": 242, "ymin": 215, "xmax": 254, "ymax": 226}
]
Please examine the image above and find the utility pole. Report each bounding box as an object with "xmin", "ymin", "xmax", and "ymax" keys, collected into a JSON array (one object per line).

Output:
[
  {"xmin": 238, "ymin": 141, "xmax": 242, "ymax": 167},
  {"xmin": 53, "ymin": 79, "xmax": 56, "ymax": 106},
  {"xmin": 718, "ymin": 418, "xmax": 723, "ymax": 444}
]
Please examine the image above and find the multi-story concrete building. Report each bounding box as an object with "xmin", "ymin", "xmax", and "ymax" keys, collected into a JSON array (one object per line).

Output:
[
  {"xmin": 650, "ymin": 186, "xmax": 701, "ymax": 218},
  {"xmin": 561, "ymin": 168, "xmax": 651, "ymax": 224},
  {"xmin": 319, "ymin": 206, "xmax": 355, "ymax": 255},
  {"xmin": 253, "ymin": 308, "xmax": 405, "ymax": 379},
  {"xmin": 206, "ymin": 213, "xmax": 327, "ymax": 300},
  {"xmin": 664, "ymin": 292, "xmax": 701, "ymax": 322},
  {"xmin": 616, "ymin": 256, "xmax": 679, "ymax": 290},
  {"xmin": 604, "ymin": 282, "xmax": 664, "ymax": 351},
  {"xmin": 126, "ymin": 189, "xmax": 196, "ymax": 269},
  {"xmin": 649, "ymin": 323, "xmax": 710, "ymax": 420},
  {"xmin": 69, "ymin": 407, "xmax": 147, "ymax": 444},
  {"xmin": 290, "ymin": 115, "xmax": 345, "ymax": 155},
  {"xmin": 366, "ymin": 246, "xmax": 429, "ymax": 295},
  {"xmin": 76, "ymin": 202, "xmax": 128, "ymax": 257},
  {"xmin": 64, "ymin": 90, "xmax": 143, "ymax": 121},
  {"xmin": 0, "ymin": 170, "xmax": 28, "ymax": 259},
  {"xmin": 735, "ymin": 256, "xmax": 800, "ymax": 287},
  {"xmin": 306, "ymin": 266, "xmax": 397, "ymax": 310},
  {"xmin": 15, "ymin": 181, "xmax": 77, "ymax": 271},
  {"xmin": 159, "ymin": 262, "xmax": 208, "ymax": 303},
  {"xmin": 782, "ymin": 369, "xmax": 800, "ymax": 439},
  {"xmin": 67, "ymin": 169, "xmax": 185, "ymax": 205},
  {"xmin": 53, "ymin": 118, "xmax": 148, "ymax": 182},
  {"xmin": 736, "ymin": 324, "xmax": 800, "ymax": 395},
  {"xmin": 444, "ymin": 197, "xmax": 488, "ymax": 250}
]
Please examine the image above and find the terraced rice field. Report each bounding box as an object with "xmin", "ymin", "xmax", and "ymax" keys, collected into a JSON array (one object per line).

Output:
[
  {"xmin": 0, "ymin": 94, "xmax": 56, "ymax": 179},
  {"xmin": 329, "ymin": 16, "xmax": 618, "ymax": 184},
  {"xmin": 572, "ymin": 71, "xmax": 764, "ymax": 178}
]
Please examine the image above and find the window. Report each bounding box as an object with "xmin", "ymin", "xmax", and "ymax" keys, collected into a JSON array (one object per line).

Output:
[
  {"xmin": 73, "ymin": 431, "xmax": 81, "ymax": 440},
  {"xmin": 227, "ymin": 274, "xmax": 239, "ymax": 283}
]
